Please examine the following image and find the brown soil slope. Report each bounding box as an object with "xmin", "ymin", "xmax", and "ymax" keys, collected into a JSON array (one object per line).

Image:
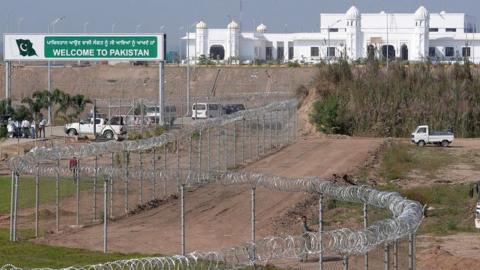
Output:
[
  {"xmin": 0, "ymin": 66, "xmax": 316, "ymax": 101},
  {"xmin": 39, "ymin": 137, "xmax": 381, "ymax": 255}
]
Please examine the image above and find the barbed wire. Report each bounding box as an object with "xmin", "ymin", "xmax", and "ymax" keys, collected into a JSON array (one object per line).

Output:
[
  {"xmin": 11, "ymin": 165, "xmax": 423, "ymax": 257},
  {"xmin": 7, "ymin": 99, "xmax": 296, "ymax": 173}
]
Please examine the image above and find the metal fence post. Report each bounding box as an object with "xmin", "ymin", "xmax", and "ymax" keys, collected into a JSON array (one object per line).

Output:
[
  {"xmin": 181, "ymin": 184, "xmax": 186, "ymax": 256},
  {"xmin": 217, "ymin": 127, "xmax": 221, "ymax": 170},
  {"xmin": 198, "ymin": 130, "xmax": 202, "ymax": 178},
  {"xmin": 256, "ymin": 117, "xmax": 260, "ymax": 159},
  {"xmin": 384, "ymin": 243, "xmax": 390, "ymax": 270},
  {"xmin": 9, "ymin": 171, "xmax": 14, "ymax": 241},
  {"xmin": 409, "ymin": 234, "xmax": 416, "ymax": 270},
  {"xmin": 124, "ymin": 151, "xmax": 129, "ymax": 214},
  {"xmin": 224, "ymin": 127, "xmax": 228, "ymax": 171},
  {"xmin": 35, "ymin": 163, "xmax": 40, "ymax": 238},
  {"xmin": 93, "ymin": 155, "xmax": 98, "ymax": 221},
  {"xmin": 269, "ymin": 112, "xmax": 273, "ymax": 153},
  {"xmin": 76, "ymin": 159, "xmax": 80, "ymax": 226},
  {"xmin": 140, "ymin": 151, "xmax": 144, "ymax": 204},
  {"xmin": 319, "ymin": 193, "xmax": 324, "ymax": 270},
  {"xmin": 364, "ymin": 204, "xmax": 369, "ymax": 270},
  {"xmin": 103, "ymin": 176, "xmax": 109, "ymax": 254},
  {"xmin": 207, "ymin": 128, "xmax": 211, "ymax": 176},
  {"xmin": 12, "ymin": 172, "xmax": 19, "ymax": 242},
  {"xmin": 248, "ymin": 119, "xmax": 252, "ymax": 161},
  {"xmin": 251, "ymin": 186, "xmax": 256, "ymax": 264},
  {"xmin": 393, "ymin": 240, "xmax": 398, "ymax": 270},
  {"xmin": 56, "ymin": 160, "xmax": 60, "ymax": 232},
  {"xmin": 110, "ymin": 153, "xmax": 114, "ymax": 219},
  {"xmin": 164, "ymin": 143, "xmax": 168, "ymax": 196},
  {"xmin": 176, "ymin": 137, "xmax": 180, "ymax": 189},
  {"xmin": 189, "ymin": 136, "xmax": 192, "ymax": 173},
  {"xmin": 153, "ymin": 148, "xmax": 157, "ymax": 199},
  {"xmin": 343, "ymin": 256, "xmax": 349, "ymax": 270},
  {"xmin": 242, "ymin": 120, "xmax": 245, "ymax": 164},
  {"xmin": 262, "ymin": 114, "xmax": 266, "ymax": 155},
  {"xmin": 233, "ymin": 121, "xmax": 236, "ymax": 166}
]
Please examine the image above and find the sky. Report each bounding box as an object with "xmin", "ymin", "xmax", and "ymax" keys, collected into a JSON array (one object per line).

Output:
[{"xmin": 1, "ymin": 0, "xmax": 479, "ymax": 50}]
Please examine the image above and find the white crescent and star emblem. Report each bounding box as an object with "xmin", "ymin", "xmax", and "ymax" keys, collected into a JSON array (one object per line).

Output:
[{"xmin": 19, "ymin": 43, "xmax": 28, "ymax": 52}]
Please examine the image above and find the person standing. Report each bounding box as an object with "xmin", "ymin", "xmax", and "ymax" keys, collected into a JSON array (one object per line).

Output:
[
  {"xmin": 69, "ymin": 156, "xmax": 78, "ymax": 182},
  {"xmin": 21, "ymin": 119, "xmax": 30, "ymax": 138},
  {"xmin": 30, "ymin": 120, "xmax": 37, "ymax": 139},
  {"xmin": 39, "ymin": 116, "xmax": 47, "ymax": 138}
]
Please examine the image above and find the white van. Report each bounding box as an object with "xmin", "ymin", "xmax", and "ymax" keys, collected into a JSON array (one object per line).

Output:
[{"xmin": 192, "ymin": 103, "xmax": 223, "ymax": 119}]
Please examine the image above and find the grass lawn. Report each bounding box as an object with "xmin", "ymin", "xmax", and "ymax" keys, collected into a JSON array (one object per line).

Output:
[
  {"xmin": 0, "ymin": 229, "xmax": 148, "ymax": 268},
  {"xmin": 0, "ymin": 175, "xmax": 100, "ymax": 214},
  {"xmin": 380, "ymin": 143, "xmax": 452, "ymax": 180},
  {"xmin": 378, "ymin": 142, "xmax": 478, "ymax": 235}
]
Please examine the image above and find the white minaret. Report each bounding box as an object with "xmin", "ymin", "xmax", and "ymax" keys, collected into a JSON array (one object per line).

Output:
[
  {"xmin": 412, "ymin": 6, "xmax": 429, "ymax": 61},
  {"xmin": 227, "ymin": 20, "xmax": 240, "ymax": 60},
  {"xmin": 195, "ymin": 21, "xmax": 208, "ymax": 58},
  {"xmin": 345, "ymin": 6, "xmax": 361, "ymax": 60}
]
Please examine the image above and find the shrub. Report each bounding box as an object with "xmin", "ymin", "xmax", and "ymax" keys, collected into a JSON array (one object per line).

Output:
[
  {"xmin": 309, "ymin": 60, "xmax": 480, "ymax": 137},
  {"xmin": 309, "ymin": 96, "xmax": 353, "ymax": 135}
]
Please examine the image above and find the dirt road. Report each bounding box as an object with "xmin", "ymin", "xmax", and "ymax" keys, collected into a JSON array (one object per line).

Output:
[{"xmin": 38, "ymin": 136, "xmax": 382, "ymax": 255}]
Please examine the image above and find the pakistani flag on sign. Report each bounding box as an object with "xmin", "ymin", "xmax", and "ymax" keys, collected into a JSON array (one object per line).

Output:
[{"xmin": 15, "ymin": 39, "xmax": 37, "ymax": 57}]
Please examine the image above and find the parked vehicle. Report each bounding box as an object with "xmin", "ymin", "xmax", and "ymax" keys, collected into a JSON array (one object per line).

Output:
[
  {"xmin": 222, "ymin": 104, "xmax": 246, "ymax": 115},
  {"xmin": 476, "ymin": 201, "xmax": 480, "ymax": 229},
  {"xmin": 64, "ymin": 117, "xmax": 126, "ymax": 140},
  {"xmin": 192, "ymin": 103, "xmax": 223, "ymax": 119},
  {"xmin": 145, "ymin": 105, "xmax": 177, "ymax": 126},
  {"xmin": 411, "ymin": 125, "xmax": 454, "ymax": 147}
]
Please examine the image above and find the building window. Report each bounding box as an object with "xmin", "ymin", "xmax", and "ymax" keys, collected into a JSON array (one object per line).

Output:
[
  {"xmin": 462, "ymin": 47, "xmax": 471, "ymax": 57},
  {"xmin": 429, "ymin": 28, "xmax": 439, "ymax": 32},
  {"xmin": 288, "ymin": 47, "xmax": 294, "ymax": 60},
  {"xmin": 428, "ymin": 47, "xmax": 436, "ymax": 58},
  {"xmin": 446, "ymin": 28, "xmax": 457, "ymax": 32},
  {"xmin": 311, "ymin": 47, "xmax": 319, "ymax": 57},
  {"xmin": 209, "ymin": 45, "xmax": 225, "ymax": 60},
  {"xmin": 327, "ymin": 47, "xmax": 335, "ymax": 57},
  {"xmin": 445, "ymin": 47, "xmax": 455, "ymax": 57},
  {"xmin": 266, "ymin": 47, "xmax": 273, "ymax": 60},
  {"xmin": 328, "ymin": 28, "xmax": 339, "ymax": 32},
  {"xmin": 277, "ymin": 47, "xmax": 284, "ymax": 60}
]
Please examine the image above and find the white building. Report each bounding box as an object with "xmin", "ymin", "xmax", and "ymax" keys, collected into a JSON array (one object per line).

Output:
[{"xmin": 183, "ymin": 6, "xmax": 479, "ymax": 64}]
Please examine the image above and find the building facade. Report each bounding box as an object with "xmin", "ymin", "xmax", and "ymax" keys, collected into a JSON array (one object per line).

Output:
[{"xmin": 184, "ymin": 6, "xmax": 479, "ymax": 64}]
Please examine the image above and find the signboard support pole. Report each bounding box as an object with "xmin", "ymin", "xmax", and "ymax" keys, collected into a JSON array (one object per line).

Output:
[
  {"xmin": 159, "ymin": 61, "xmax": 165, "ymax": 126},
  {"xmin": 47, "ymin": 60, "xmax": 52, "ymax": 125},
  {"xmin": 5, "ymin": 61, "xmax": 11, "ymax": 101}
]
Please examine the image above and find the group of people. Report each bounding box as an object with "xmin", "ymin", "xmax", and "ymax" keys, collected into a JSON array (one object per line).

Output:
[{"xmin": 7, "ymin": 117, "xmax": 47, "ymax": 139}]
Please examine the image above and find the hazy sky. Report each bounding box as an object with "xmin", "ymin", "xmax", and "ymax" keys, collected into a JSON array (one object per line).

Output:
[{"xmin": 1, "ymin": 0, "xmax": 479, "ymax": 50}]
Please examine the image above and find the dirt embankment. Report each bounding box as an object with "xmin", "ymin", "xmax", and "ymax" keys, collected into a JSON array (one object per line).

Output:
[{"xmin": 0, "ymin": 65, "xmax": 316, "ymax": 101}]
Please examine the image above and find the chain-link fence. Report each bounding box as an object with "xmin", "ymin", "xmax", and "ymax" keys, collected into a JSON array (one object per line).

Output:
[{"xmin": 3, "ymin": 100, "xmax": 422, "ymax": 270}]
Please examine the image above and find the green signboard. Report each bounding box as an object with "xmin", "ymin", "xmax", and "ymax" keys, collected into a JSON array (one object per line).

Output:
[{"xmin": 4, "ymin": 34, "xmax": 166, "ymax": 61}]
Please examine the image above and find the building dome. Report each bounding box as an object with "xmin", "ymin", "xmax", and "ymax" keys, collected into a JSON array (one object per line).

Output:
[
  {"xmin": 196, "ymin": 21, "xmax": 207, "ymax": 29},
  {"xmin": 346, "ymin": 6, "xmax": 360, "ymax": 20},
  {"xmin": 256, "ymin": 23, "xmax": 267, "ymax": 33},
  {"xmin": 227, "ymin": 20, "xmax": 239, "ymax": 29},
  {"xmin": 414, "ymin": 6, "xmax": 429, "ymax": 20}
]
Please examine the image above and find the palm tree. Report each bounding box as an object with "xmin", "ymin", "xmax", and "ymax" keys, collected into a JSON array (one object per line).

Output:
[
  {"xmin": 52, "ymin": 89, "xmax": 71, "ymax": 122},
  {"xmin": 69, "ymin": 94, "xmax": 92, "ymax": 121},
  {"xmin": 21, "ymin": 97, "xmax": 42, "ymax": 121}
]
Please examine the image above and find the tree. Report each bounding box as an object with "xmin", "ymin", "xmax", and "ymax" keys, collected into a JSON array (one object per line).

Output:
[
  {"xmin": 52, "ymin": 89, "xmax": 72, "ymax": 122},
  {"xmin": 69, "ymin": 94, "xmax": 92, "ymax": 120},
  {"xmin": 21, "ymin": 96, "xmax": 44, "ymax": 121}
]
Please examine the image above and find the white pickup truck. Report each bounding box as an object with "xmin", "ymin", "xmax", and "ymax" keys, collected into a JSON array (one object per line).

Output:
[
  {"xmin": 411, "ymin": 125, "xmax": 454, "ymax": 147},
  {"xmin": 64, "ymin": 117, "xmax": 126, "ymax": 140}
]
